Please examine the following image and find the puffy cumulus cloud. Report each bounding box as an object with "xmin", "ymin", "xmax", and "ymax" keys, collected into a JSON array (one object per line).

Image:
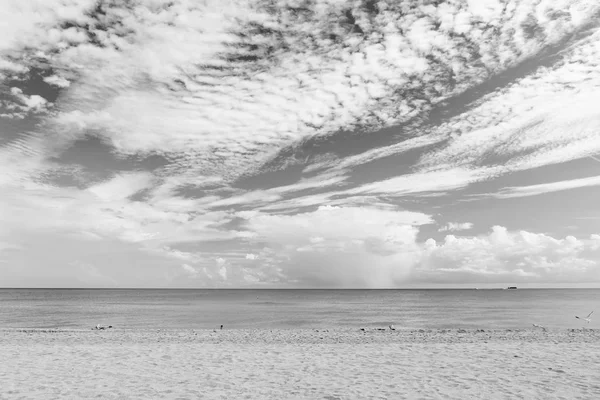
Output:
[
  {"xmin": 243, "ymin": 205, "xmax": 432, "ymax": 240},
  {"xmin": 175, "ymin": 252, "xmax": 276, "ymax": 286},
  {"xmin": 9, "ymin": 88, "xmax": 48, "ymax": 111},
  {"xmin": 438, "ymin": 222, "xmax": 474, "ymax": 232},
  {"xmin": 0, "ymin": 88, "xmax": 51, "ymax": 119},
  {"xmin": 219, "ymin": 266, "xmax": 228, "ymax": 281},
  {"xmin": 417, "ymin": 226, "xmax": 600, "ymax": 285},
  {"xmin": 239, "ymin": 206, "xmax": 431, "ymax": 287},
  {"xmin": 234, "ymin": 207, "xmax": 600, "ymax": 287},
  {"xmin": 43, "ymin": 75, "xmax": 71, "ymax": 88},
  {"xmin": 590, "ymin": 234, "xmax": 600, "ymax": 251}
]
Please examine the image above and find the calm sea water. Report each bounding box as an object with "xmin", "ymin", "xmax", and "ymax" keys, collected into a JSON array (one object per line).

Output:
[{"xmin": 0, "ymin": 289, "xmax": 598, "ymax": 330}]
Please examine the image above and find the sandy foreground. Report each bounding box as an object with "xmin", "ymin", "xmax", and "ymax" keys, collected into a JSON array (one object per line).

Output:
[{"xmin": 1, "ymin": 328, "xmax": 600, "ymax": 399}]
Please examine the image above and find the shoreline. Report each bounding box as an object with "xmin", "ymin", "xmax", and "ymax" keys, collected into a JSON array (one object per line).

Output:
[{"xmin": 2, "ymin": 327, "xmax": 599, "ymax": 344}]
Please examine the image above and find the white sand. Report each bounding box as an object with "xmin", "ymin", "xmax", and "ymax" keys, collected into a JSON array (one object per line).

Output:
[{"xmin": 1, "ymin": 328, "xmax": 599, "ymax": 399}]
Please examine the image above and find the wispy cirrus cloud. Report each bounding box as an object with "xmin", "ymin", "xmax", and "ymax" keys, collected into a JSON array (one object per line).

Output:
[
  {"xmin": 294, "ymin": 21, "xmax": 600, "ymax": 198},
  {"xmin": 490, "ymin": 175, "xmax": 600, "ymax": 199},
  {"xmin": 5, "ymin": 0, "xmax": 599, "ymax": 177}
]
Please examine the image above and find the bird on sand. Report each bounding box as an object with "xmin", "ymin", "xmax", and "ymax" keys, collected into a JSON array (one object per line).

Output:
[{"xmin": 575, "ymin": 311, "xmax": 593, "ymax": 324}]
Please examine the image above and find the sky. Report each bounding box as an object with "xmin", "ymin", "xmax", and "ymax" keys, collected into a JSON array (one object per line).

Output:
[{"xmin": 1, "ymin": 0, "xmax": 600, "ymax": 288}]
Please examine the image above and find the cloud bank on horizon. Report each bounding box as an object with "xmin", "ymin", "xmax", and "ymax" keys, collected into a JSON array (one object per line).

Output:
[{"xmin": 1, "ymin": 0, "xmax": 600, "ymax": 288}]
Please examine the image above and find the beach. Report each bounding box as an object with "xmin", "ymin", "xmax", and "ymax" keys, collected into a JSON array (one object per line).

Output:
[{"xmin": 1, "ymin": 328, "xmax": 599, "ymax": 399}]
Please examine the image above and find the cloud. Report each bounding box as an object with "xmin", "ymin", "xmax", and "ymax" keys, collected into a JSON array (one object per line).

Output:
[
  {"xmin": 254, "ymin": 166, "xmax": 498, "ymax": 212},
  {"xmin": 87, "ymin": 172, "xmax": 155, "ymax": 201},
  {"xmin": 439, "ymin": 222, "xmax": 474, "ymax": 232},
  {"xmin": 416, "ymin": 29, "xmax": 600, "ymax": 172},
  {"xmin": 43, "ymin": 75, "xmax": 71, "ymax": 88},
  {"xmin": 490, "ymin": 175, "xmax": 600, "ymax": 199},
  {"xmin": 204, "ymin": 190, "xmax": 282, "ymax": 208},
  {"xmin": 417, "ymin": 227, "xmax": 600, "ymax": 285},
  {"xmin": 3, "ymin": 181, "xmax": 599, "ymax": 287},
  {"xmin": 346, "ymin": 168, "xmax": 494, "ymax": 197},
  {"xmin": 10, "ymin": 88, "xmax": 48, "ymax": 111},
  {"xmin": 181, "ymin": 263, "xmax": 199, "ymax": 277},
  {"xmin": 0, "ymin": 0, "xmax": 96, "ymax": 55},
  {"xmin": 0, "ymin": 178, "xmax": 237, "ymax": 249},
  {"xmin": 2, "ymin": 1, "xmax": 597, "ymax": 182},
  {"xmin": 2, "ymin": 0, "xmax": 600, "ymax": 288},
  {"xmin": 1, "ymin": 88, "xmax": 51, "ymax": 119},
  {"xmin": 239, "ymin": 206, "xmax": 430, "ymax": 287},
  {"xmin": 239, "ymin": 207, "xmax": 600, "ymax": 287},
  {"xmin": 266, "ymin": 171, "xmax": 349, "ymax": 195},
  {"xmin": 302, "ymin": 17, "xmax": 600, "ymax": 191},
  {"xmin": 215, "ymin": 258, "xmax": 228, "ymax": 280},
  {"xmin": 325, "ymin": 135, "xmax": 447, "ymax": 172},
  {"xmin": 4, "ymin": 0, "xmax": 597, "ymax": 180},
  {"xmin": 243, "ymin": 205, "xmax": 433, "ymax": 239}
]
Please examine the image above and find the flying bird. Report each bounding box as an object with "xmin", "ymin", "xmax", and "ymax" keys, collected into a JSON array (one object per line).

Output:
[
  {"xmin": 532, "ymin": 323, "xmax": 546, "ymax": 331},
  {"xmin": 575, "ymin": 311, "xmax": 593, "ymax": 323}
]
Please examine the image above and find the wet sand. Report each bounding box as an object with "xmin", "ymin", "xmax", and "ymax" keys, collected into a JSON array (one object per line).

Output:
[{"xmin": 1, "ymin": 328, "xmax": 599, "ymax": 399}]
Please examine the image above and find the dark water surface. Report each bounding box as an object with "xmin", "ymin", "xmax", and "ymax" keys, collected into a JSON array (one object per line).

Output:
[{"xmin": 0, "ymin": 289, "xmax": 598, "ymax": 330}]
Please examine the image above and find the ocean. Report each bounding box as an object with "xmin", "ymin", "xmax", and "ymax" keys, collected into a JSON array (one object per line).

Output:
[{"xmin": 0, "ymin": 289, "xmax": 598, "ymax": 330}]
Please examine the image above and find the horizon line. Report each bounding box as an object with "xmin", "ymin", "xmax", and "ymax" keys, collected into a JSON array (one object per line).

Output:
[{"xmin": 1, "ymin": 287, "xmax": 599, "ymax": 290}]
